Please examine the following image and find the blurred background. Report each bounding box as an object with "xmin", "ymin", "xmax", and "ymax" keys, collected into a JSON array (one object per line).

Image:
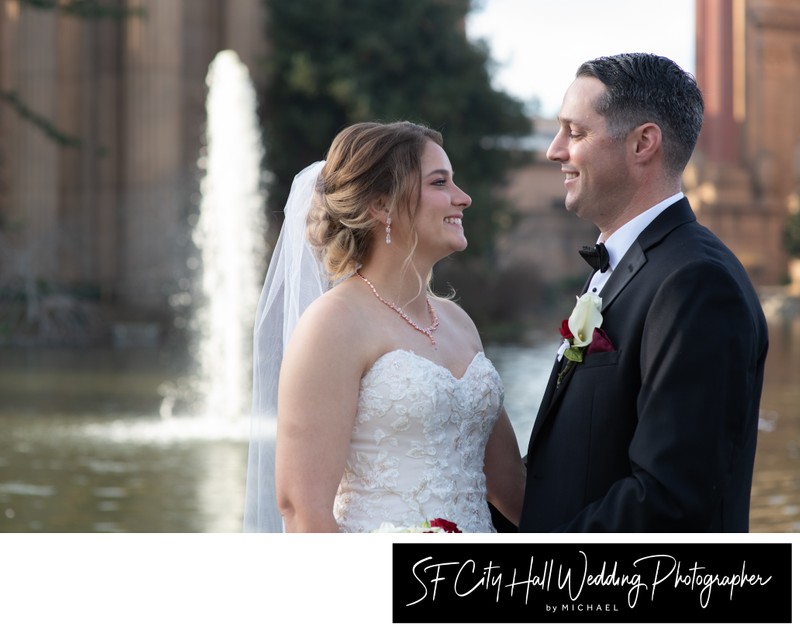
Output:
[{"xmin": 0, "ymin": 0, "xmax": 797, "ymax": 533}]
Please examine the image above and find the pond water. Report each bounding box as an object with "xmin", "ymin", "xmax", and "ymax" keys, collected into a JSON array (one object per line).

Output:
[{"xmin": 0, "ymin": 319, "xmax": 797, "ymax": 533}]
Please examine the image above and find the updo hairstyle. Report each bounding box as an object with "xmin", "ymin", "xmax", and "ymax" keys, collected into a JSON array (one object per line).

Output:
[{"xmin": 307, "ymin": 121, "xmax": 443, "ymax": 280}]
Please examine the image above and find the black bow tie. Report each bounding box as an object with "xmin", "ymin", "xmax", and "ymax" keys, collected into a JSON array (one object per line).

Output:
[{"xmin": 579, "ymin": 243, "xmax": 610, "ymax": 272}]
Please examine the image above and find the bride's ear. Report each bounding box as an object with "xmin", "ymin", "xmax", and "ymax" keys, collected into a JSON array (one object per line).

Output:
[{"xmin": 368, "ymin": 196, "xmax": 391, "ymax": 223}]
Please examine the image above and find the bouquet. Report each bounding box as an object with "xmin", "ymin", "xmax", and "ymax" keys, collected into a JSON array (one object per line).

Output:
[{"xmin": 372, "ymin": 518, "xmax": 461, "ymax": 533}]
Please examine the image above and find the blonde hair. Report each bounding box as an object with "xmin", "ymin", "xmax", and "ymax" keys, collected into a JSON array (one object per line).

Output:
[{"xmin": 307, "ymin": 121, "xmax": 443, "ymax": 281}]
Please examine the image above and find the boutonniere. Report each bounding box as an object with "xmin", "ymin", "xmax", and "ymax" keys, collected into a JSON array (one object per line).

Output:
[{"xmin": 556, "ymin": 294, "xmax": 614, "ymax": 385}]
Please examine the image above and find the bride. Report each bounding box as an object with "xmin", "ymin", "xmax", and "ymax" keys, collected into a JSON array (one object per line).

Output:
[{"xmin": 244, "ymin": 121, "xmax": 525, "ymax": 532}]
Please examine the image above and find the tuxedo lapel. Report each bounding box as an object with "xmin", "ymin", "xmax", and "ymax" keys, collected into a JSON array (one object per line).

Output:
[
  {"xmin": 599, "ymin": 241, "xmax": 646, "ymax": 312},
  {"xmin": 601, "ymin": 197, "xmax": 696, "ymax": 312},
  {"xmin": 527, "ymin": 349, "xmax": 581, "ymax": 449}
]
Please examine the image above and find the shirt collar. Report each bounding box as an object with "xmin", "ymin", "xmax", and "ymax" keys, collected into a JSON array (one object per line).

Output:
[{"xmin": 601, "ymin": 192, "xmax": 684, "ymax": 271}]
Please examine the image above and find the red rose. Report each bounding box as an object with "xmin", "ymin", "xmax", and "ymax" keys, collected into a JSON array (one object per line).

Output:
[
  {"xmin": 559, "ymin": 319, "xmax": 573, "ymax": 340},
  {"xmin": 586, "ymin": 328, "xmax": 614, "ymax": 355},
  {"xmin": 428, "ymin": 518, "xmax": 461, "ymax": 533}
]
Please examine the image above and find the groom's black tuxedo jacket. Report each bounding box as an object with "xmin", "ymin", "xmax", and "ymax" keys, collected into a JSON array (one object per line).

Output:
[{"xmin": 519, "ymin": 198, "xmax": 769, "ymax": 532}]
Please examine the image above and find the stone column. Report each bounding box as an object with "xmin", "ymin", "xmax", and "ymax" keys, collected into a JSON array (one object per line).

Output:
[
  {"xmin": 744, "ymin": 0, "xmax": 800, "ymax": 200},
  {"xmin": 223, "ymin": 0, "xmax": 269, "ymax": 91},
  {"xmin": 688, "ymin": 0, "xmax": 800, "ymax": 285},
  {"xmin": 695, "ymin": 0, "xmax": 742, "ymax": 165},
  {"xmin": 1, "ymin": 3, "xmax": 60, "ymax": 289},
  {"xmin": 119, "ymin": 0, "xmax": 185, "ymax": 317},
  {"xmin": 56, "ymin": 13, "xmax": 95, "ymax": 287},
  {"xmin": 92, "ymin": 16, "xmax": 125, "ymax": 303}
]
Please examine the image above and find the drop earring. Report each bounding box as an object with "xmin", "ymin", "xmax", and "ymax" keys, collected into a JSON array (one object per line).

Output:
[{"xmin": 385, "ymin": 216, "xmax": 392, "ymax": 245}]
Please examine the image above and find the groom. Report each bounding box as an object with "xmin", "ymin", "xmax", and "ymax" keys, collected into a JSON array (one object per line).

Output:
[{"xmin": 519, "ymin": 53, "xmax": 769, "ymax": 532}]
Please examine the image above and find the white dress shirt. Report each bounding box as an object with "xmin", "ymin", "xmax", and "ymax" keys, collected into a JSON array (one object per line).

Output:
[{"xmin": 586, "ymin": 192, "xmax": 685, "ymax": 296}]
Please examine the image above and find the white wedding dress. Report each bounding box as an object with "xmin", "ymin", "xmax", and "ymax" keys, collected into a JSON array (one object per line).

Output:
[{"xmin": 333, "ymin": 349, "xmax": 503, "ymax": 533}]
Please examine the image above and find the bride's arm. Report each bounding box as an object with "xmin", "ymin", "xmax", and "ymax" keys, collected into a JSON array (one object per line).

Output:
[
  {"xmin": 275, "ymin": 294, "xmax": 364, "ymax": 533},
  {"xmin": 440, "ymin": 299, "xmax": 526, "ymax": 528},
  {"xmin": 484, "ymin": 408, "xmax": 526, "ymax": 528}
]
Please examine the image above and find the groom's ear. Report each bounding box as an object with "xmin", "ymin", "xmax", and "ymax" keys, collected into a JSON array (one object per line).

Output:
[{"xmin": 630, "ymin": 122, "xmax": 662, "ymax": 165}]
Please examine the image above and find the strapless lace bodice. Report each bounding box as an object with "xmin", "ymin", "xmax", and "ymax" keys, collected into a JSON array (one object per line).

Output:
[{"xmin": 333, "ymin": 349, "xmax": 503, "ymax": 533}]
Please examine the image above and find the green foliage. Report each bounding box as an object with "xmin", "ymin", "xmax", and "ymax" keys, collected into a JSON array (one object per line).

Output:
[
  {"xmin": 260, "ymin": 0, "xmax": 531, "ymax": 258},
  {"xmin": 784, "ymin": 211, "xmax": 800, "ymax": 258},
  {"xmin": 564, "ymin": 346, "xmax": 584, "ymax": 363}
]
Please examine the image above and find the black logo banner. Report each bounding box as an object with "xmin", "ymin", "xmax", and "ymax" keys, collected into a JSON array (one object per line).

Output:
[{"xmin": 392, "ymin": 542, "xmax": 791, "ymax": 624}]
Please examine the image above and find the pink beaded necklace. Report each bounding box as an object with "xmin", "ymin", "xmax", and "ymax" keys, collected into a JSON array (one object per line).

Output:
[{"xmin": 356, "ymin": 271, "xmax": 439, "ymax": 347}]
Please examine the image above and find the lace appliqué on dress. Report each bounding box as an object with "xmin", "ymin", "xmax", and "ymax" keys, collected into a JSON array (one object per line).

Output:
[{"xmin": 333, "ymin": 350, "xmax": 504, "ymax": 533}]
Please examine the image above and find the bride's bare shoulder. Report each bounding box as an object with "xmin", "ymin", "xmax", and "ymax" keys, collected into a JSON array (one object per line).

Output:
[
  {"xmin": 290, "ymin": 278, "xmax": 369, "ymax": 345},
  {"xmin": 430, "ymin": 293, "xmax": 483, "ymax": 347},
  {"xmin": 431, "ymin": 293, "xmax": 477, "ymax": 327}
]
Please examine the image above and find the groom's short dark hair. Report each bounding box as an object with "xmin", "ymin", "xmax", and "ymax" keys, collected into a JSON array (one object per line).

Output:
[{"xmin": 576, "ymin": 52, "xmax": 704, "ymax": 176}]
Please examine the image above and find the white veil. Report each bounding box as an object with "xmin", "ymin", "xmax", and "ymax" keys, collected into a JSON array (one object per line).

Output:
[{"xmin": 243, "ymin": 161, "xmax": 329, "ymax": 532}]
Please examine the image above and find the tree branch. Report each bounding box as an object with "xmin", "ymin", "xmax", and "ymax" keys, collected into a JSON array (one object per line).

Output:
[{"xmin": 1, "ymin": 89, "xmax": 84, "ymax": 149}]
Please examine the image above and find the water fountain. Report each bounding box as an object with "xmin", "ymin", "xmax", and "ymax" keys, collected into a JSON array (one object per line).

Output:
[
  {"xmin": 105, "ymin": 48, "xmax": 268, "ymax": 442},
  {"xmin": 191, "ymin": 49, "xmax": 268, "ymax": 424},
  {"xmin": 41, "ymin": 49, "xmax": 271, "ymax": 533}
]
